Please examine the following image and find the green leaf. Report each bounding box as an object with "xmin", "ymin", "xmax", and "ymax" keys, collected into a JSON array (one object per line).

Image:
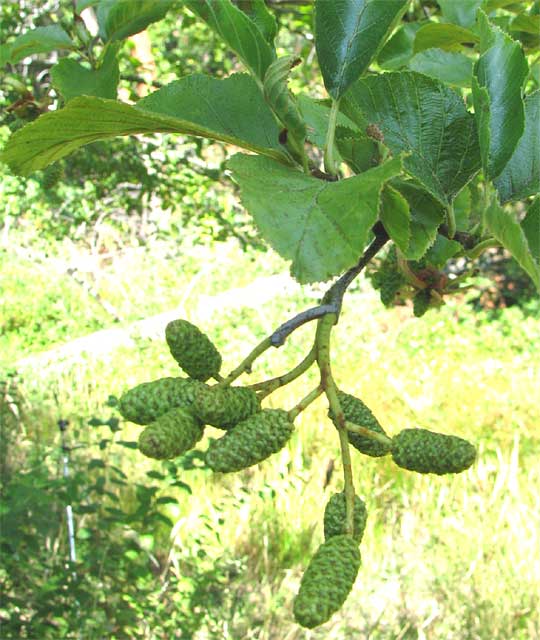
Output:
[
  {"xmin": 315, "ymin": 0, "xmax": 410, "ymax": 99},
  {"xmin": 438, "ymin": 0, "xmax": 483, "ymax": 29},
  {"xmin": 425, "ymin": 234, "xmax": 462, "ymax": 268},
  {"xmin": 335, "ymin": 128, "xmax": 379, "ymax": 173},
  {"xmin": 236, "ymin": 0, "xmax": 278, "ymax": 45},
  {"xmin": 0, "ymin": 44, "xmax": 11, "ymax": 67},
  {"xmin": 185, "ymin": 0, "xmax": 275, "ymax": 80},
  {"xmin": 97, "ymin": 0, "xmax": 174, "ymax": 41},
  {"xmin": 51, "ymin": 45, "xmax": 120, "ymax": 101},
  {"xmin": 377, "ymin": 23, "xmax": 422, "ymax": 70},
  {"xmin": 522, "ymin": 198, "xmax": 540, "ymax": 263},
  {"xmin": 3, "ymin": 25, "xmax": 75, "ymax": 65},
  {"xmin": 116, "ymin": 440, "xmax": 138, "ymax": 449},
  {"xmin": 454, "ymin": 186, "xmax": 471, "ymax": 232},
  {"xmin": 1, "ymin": 74, "xmax": 291, "ymax": 176},
  {"xmin": 156, "ymin": 496, "xmax": 178, "ymax": 505},
  {"xmin": 379, "ymin": 185, "xmax": 410, "ymax": 252},
  {"xmin": 264, "ymin": 56, "xmax": 306, "ymax": 146},
  {"xmin": 413, "ymin": 23, "xmax": 479, "ymax": 53},
  {"xmin": 393, "ymin": 180, "xmax": 446, "ymax": 260},
  {"xmin": 341, "ymin": 71, "xmax": 481, "ymax": 206},
  {"xmin": 494, "ymin": 91, "xmax": 540, "ymax": 203},
  {"xmin": 484, "ymin": 0, "xmax": 522, "ymax": 9},
  {"xmin": 472, "ymin": 11, "xmax": 528, "ymax": 179},
  {"xmin": 509, "ymin": 14, "xmax": 540, "ymax": 35},
  {"xmin": 409, "ymin": 49, "xmax": 473, "ymax": 87},
  {"xmin": 485, "ymin": 199, "xmax": 540, "ymax": 289},
  {"xmin": 228, "ymin": 154, "xmax": 403, "ymax": 283}
]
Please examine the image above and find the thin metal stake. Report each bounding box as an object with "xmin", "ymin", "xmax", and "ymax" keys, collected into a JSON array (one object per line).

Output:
[{"xmin": 58, "ymin": 419, "xmax": 77, "ymax": 574}]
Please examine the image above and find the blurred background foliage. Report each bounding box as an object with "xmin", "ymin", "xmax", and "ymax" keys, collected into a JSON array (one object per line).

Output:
[{"xmin": 1, "ymin": 1, "xmax": 539, "ymax": 638}]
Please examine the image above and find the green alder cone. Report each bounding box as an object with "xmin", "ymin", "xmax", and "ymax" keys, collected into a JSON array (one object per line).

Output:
[
  {"xmin": 118, "ymin": 376, "xmax": 205, "ymax": 425},
  {"xmin": 391, "ymin": 428, "xmax": 477, "ymax": 475},
  {"xmin": 165, "ymin": 319, "xmax": 222, "ymax": 382},
  {"xmin": 192, "ymin": 385, "xmax": 260, "ymax": 430},
  {"xmin": 205, "ymin": 408, "xmax": 294, "ymax": 473},
  {"xmin": 336, "ymin": 391, "xmax": 391, "ymax": 457},
  {"xmin": 323, "ymin": 492, "xmax": 367, "ymax": 544},
  {"xmin": 41, "ymin": 163, "xmax": 63, "ymax": 190},
  {"xmin": 413, "ymin": 288, "xmax": 432, "ymax": 317},
  {"xmin": 293, "ymin": 535, "xmax": 361, "ymax": 629},
  {"xmin": 380, "ymin": 269, "xmax": 406, "ymax": 307},
  {"xmin": 138, "ymin": 407, "xmax": 204, "ymax": 460}
]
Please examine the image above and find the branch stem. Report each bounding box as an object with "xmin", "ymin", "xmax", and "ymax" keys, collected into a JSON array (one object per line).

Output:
[
  {"xmin": 251, "ymin": 346, "xmax": 317, "ymax": 399},
  {"xmin": 345, "ymin": 422, "xmax": 392, "ymax": 448},
  {"xmin": 466, "ymin": 238, "xmax": 500, "ymax": 260},
  {"xmin": 324, "ymin": 98, "xmax": 340, "ymax": 176},
  {"xmin": 216, "ymin": 337, "xmax": 273, "ymax": 388},
  {"xmin": 446, "ymin": 202, "xmax": 456, "ymax": 239},
  {"xmin": 316, "ymin": 313, "xmax": 356, "ymax": 537},
  {"xmin": 288, "ymin": 385, "xmax": 324, "ymax": 421},
  {"xmin": 324, "ymin": 223, "xmax": 390, "ymax": 313}
]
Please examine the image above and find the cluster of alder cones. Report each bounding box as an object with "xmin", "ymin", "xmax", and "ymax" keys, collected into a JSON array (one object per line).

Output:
[{"xmin": 118, "ymin": 319, "xmax": 476, "ymax": 628}]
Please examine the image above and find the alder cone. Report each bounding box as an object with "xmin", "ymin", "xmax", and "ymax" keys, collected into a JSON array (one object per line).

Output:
[
  {"xmin": 118, "ymin": 376, "xmax": 205, "ymax": 425},
  {"xmin": 380, "ymin": 269, "xmax": 405, "ymax": 307},
  {"xmin": 293, "ymin": 535, "xmax": 361, "ymax": 629},
  {"xmin": 138, "ymin": 407, "xmax": 204, "ymax": 460},
  {"xmin": 323, "ymin": 492, "xmax": 367, "ymax": 544},
  {"xmin": 413, "ymin": 288, "xmax": 432, "ymax": 317},
  {"xmin": 192, "ymin": 385, "xmax": 260, "ymax": 430},
  {"xmin": 391, "ymin": 428, "xmax": 476, "ymax": 475},
  {"xmin": 205, "ymin": 409, "xmax": 294, "ymax": 473},
  {"xmin": 336, "ymin": 391, "xmax": 391, "ymax": 457},
  {"xmin": 165, "ymin": 319, "xmax": 222, "ymax": 382}
]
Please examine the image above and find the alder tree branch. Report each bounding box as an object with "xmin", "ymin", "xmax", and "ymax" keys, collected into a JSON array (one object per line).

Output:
[{"xmin": 269, "ymin": 223, "xmax": 390, "ymax": 347}]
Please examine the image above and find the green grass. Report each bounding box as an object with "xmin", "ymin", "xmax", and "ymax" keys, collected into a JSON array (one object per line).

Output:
[{"xmin": 2, "ymin": 230, "xmax": 540, "ymax": 639}]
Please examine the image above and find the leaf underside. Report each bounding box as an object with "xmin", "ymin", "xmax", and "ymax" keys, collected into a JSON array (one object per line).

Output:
[
  {"xmin": 485, "ymin": 200, "xmax": 540, "ymax": 289},
  {"xmin": 228, "ymin": 154, "xmax": 403, "ymax": 283},
  {"xmin": 1, "ymin": 74, "xmax": 291, "ymax": 176}
]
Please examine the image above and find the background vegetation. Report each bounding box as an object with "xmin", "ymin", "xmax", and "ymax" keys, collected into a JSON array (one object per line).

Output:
[{"xmin": 1, "ymin": 1, "xmax": 539, "ymax": 638}]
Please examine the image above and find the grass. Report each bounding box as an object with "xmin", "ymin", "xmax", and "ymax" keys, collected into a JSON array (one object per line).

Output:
[{"xmin": 2, "ymin": 228, "xmax": 540, "ymax": 639}]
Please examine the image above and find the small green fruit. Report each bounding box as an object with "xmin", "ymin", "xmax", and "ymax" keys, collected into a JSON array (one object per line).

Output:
[
  {"xmin": 380, "ymin": 269, "xmax": 405, "ymax": 307},
  {"xmin": 391, "ymin": 428, "xmax": 476, "ymax": 475},
  {"xmin": 165, "ymin": 319, "xmax": 222, "ymax": 382},
  {"xmin": 192, "ymin": 385, "xmax": 260, "ymax": 430},
  {"xmin": 118, "ymin": 377, "xmax": 205, "ymax": 425},
  {"xmin": 293, "ymin": 535, "xmax": 361, "ymax": 629},
  {"xmin": 336, "ymin": 391, "xmax": 390, "ymax": 457},
  {"xmin": 323, "ymin": 492, "xmax": 367, "ymax": 544},
  {"xmin": 205, "ymin": 409, "xmax": 294, "ymax": 473},
  {"xmin": 413, "ymin": 288, "xmax": 431, "ymax": 317},
  {"xmin": 138, "ymin": 407, "xmax": 204, "ymax": 460}
]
